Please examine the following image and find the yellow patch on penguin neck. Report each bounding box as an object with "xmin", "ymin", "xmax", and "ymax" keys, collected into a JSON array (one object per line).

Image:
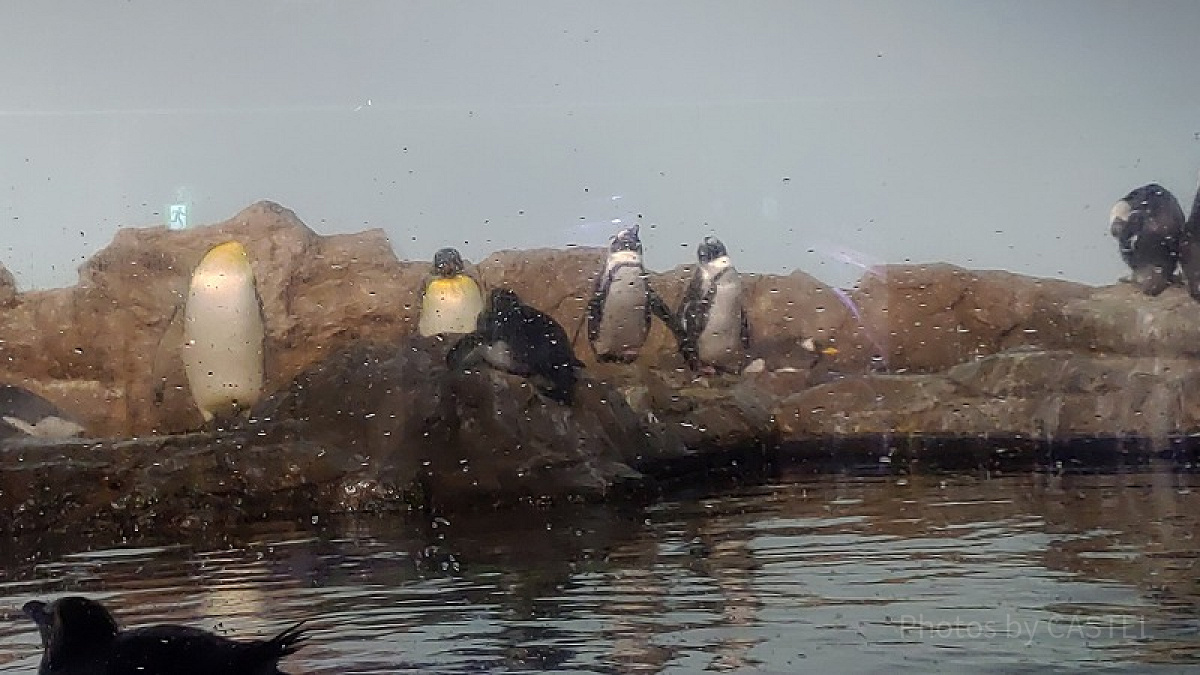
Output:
[
  {"xmin": 427, "ymin": 276, "xmax": 480, "ymax": 294},
  {"xmin": 200, "ymin": 241, "xmax": 251, "ymax": 268}
]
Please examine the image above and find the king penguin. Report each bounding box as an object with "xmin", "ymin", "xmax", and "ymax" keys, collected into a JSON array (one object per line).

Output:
[
  {"xmin": 447, "ymin": 288, "xmax": 583, "ymax": 405},
  {"xmin": 418, "ymin": 247, "xmax": 485, "ymax": 337},
  {"xmin": 1109, "ymin": 183, "xmax": 1185, "ymax": 296},
  {"xmin": 676, "ymin": 236, "xmax": 750, "ymax": 374},
  {"xmin": 181, "ymin": 241, "xmax": 265, "ymax": 424},
  {"xmin": 586, "ymin": 224, "xmax": 674, "ymax": 362}
]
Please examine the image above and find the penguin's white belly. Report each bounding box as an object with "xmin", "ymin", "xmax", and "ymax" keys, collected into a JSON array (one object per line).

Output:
[
  {"xmin": 183, "ymin": 264, "xmax": 264, "ymax": 421},
  {"xmin": 419, "ymin": 277, "xmax": 485, "ymax": 336},
  {"xmin": 698, "ymin": 279, "xmax": 744, "ymax": 366},
  {"xmin": 593, "ymin": 268, "xmax": 649, "ymax": 356}
]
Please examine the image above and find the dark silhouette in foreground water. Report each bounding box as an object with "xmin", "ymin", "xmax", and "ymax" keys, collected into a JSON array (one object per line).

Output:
[{"xmin": 22, "ymin": 596, "xmax": 306, "ymax": 675}]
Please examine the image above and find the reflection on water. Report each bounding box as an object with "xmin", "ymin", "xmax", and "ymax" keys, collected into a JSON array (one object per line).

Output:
[{"xmin": 1, "ymin": 470, "xmax": 1198, "ymax": 673}]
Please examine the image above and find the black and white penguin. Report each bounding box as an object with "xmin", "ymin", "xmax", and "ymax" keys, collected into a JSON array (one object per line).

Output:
[
  {"xmin": 586, "ymin": 224, "xmax": 674, "ymax": 362},
  {"xmin": 23, "ymin": 596, "xmax": 307, "ymax": 675},
  {"xmin": 418, "ymin": 247, "xmax": 485, "ymax": 337},
  {"xmin": 1176, "ymin": 172, "xmax": 1200, "ymax": 301},
  {"xmin": 1109, "ymin": 183, "xmax": 1185, "ymax": 296},
  {"xmin": 676, "ymin": 236, "xmax": 750, "ymax": 374},
  {"xmin": 447, "ymin": 288, "xmax": 583, "ymax": 405},
  {"xmin": 0, "ymin": 385, "xmax": 85, "ymax": 440}
]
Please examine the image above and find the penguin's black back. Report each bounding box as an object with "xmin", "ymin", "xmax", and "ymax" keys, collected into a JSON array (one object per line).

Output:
[
  {"xmin": 106, "ymin": 623, "xmax": 306, "ymax": 675},
  {"xmin": 481, "ymin": 289, "xmax": 581, "ymax": 404},
  {"xmin": 24, "ymin": 596, "xmax": 306, "ymax": 675}
]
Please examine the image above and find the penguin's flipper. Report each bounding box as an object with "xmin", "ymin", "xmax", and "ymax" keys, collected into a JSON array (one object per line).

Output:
[
  {"xmin": 585, "ymin": 282, "xmax": 606, "ymax": 343},
  {"xmin": 647, "ymin": 286, "xmax": 685, "ymax": 343},
  {"xmin": 575, "ymin": 284, "xmax": 604, "ymax": 355},
  {"xmin": 447, "ymin": 333, "xmax": 487, "ymax": 370},
  {"xmin": 150, "ymin": 297, "xmax": 185, "ymax": 406}
]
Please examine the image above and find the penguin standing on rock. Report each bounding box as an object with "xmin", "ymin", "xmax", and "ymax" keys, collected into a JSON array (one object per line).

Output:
[
  {"xmin": 23, "ymin": 595, "xmax": 307, "ymax": 675},
  {"xmin": 447, "ymin": 288, "xmax": 583, "ymax": 405},
  {"xmin": 418, "ymin": 247, "xmax": 485, "ymax": 337},
  {"xmin": 586, "ymin": 224, "xmax": 674, "ymax": 362},
  {"xmin": 1176, "ymin": 172, "xmax": 1200, "ymax": 301},
  {"xmin": 181, "ymin": 241, "xmax": 266, "ymax": 425},
  {"xmin": 1109, "ymin": 183, "xmax": 1185, "ymax": 296},
  {"xmin": 675, "ymin": 236, "xmax": 750, "ymax": 374}
]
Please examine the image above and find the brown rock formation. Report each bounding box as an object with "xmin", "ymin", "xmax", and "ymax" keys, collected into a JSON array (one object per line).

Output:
[
  {"xmin": 1051, "ymin": 283, "xmax": 1200, "ymax": 357},
  {"xmin": 775, "ymin": 348, "xmax": 1200, "ymax": 442},
  {"xmin": 0, "ymin": 263, "xmax": 15, "ymax": 308},
  {"xmin": 839, "ymin": 264, "xmax": 1092, "ymax": 372},
  {"xmin": 257, "ymin": 338, "xmax": 652, "ymax": 508}
]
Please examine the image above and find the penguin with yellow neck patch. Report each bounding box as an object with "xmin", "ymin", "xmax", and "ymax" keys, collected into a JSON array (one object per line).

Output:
[
  {"xmin": 181, "ymin": 241, "xmax": 266, "ymax": 425},
  {"xmin": 418, "ymin": 247, "xmax": 485, "ymax": 337}
]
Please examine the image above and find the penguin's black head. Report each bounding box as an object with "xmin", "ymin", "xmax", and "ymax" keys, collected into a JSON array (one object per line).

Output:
[
  {"xmin": 697, "ymin": 236, "xmax": 728, "ymax": 264},
  {"xmin": 24, "ymin": 596, "xmax": 119, "ymax": 660},
  {"xmin": 609, "ymin": 224, "xmax": 642, "ymax": 254},
  {"xmin": 487, "ymin": 288, "xmax": 523, "ymax": 316},
  {"xmin": 432, "ymin": 247, "xmax": 466, "ymax": 278},
  {"xmin": 1121, "ymin": 183, "xmax": 1171, "ymax": 216}
]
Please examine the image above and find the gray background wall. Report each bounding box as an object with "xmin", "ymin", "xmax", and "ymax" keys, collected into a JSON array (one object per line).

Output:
[{"xmin": 1, "ymin": 0, "xmax": 1198, "ymax": 289}]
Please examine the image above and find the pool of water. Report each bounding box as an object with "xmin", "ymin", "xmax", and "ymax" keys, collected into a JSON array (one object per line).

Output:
[{"xmin": 2, "ymin": 469, "xmax": 1198, "ymax": 673}]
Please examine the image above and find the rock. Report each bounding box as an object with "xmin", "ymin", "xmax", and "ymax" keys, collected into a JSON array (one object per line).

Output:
[
  {"xmin": 0, "ymin": 202, "xmax": 418, "ymax": 435},
  {"xmin": 774, "ymin": 348, "xmax": 1200, "ymax": 442},
  {"xmin": 0, "ymin": 426, "xmax": 359, "ymax": 535},
  {"xmin": 841, "ymin": 264, "xmax": 1091, "ymax": 372},
  {"xmin": 1051, "ymin": 283, "xmax": 1200, "ymax": 358},
  {"xmin": 0, "ymin": 263, "xmax": 15, "ymax": 308},
  {"xmin": 0, "ymin": 200, "xmax": 1192, "ymax": 453},
  {"xmin": 257, "ymin": 338, "xmax": 653, "ymax": 508}
]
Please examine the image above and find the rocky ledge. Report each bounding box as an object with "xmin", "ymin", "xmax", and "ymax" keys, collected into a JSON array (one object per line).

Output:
[{"xmin": 2, "ymin": 201, "xmax": 1200, "ymax": 534}]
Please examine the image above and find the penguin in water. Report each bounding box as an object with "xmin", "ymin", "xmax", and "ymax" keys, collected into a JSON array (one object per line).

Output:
[
  {"xmin": 0, "ymin": 385, "xmax": 85, "ymax": 440},
  {"xmin": 586, "ymin": 223, "xmax": 675, "ymax": 362},
  {"xmin": 447, "ymin": 288, "xmax": 583, "ymax": 405},
  {"xmin": 418, "ymin": 247, "xmax": 485, "ymax": 337},
  {"xmin": 675, "ymin": 236, "xmax": 750, "ymax": 374},
  {"xmin": 23, "ymin": 596, "xmax": 307, "ymax": 675},
  {"xmin": 1109, "ymin": 183, "xmax": 1185, "ymax": 296},
  {"xmin": 1176, "ymin": 172, "xmax": 1200, "ymax": 301},
  {"xmin": 181, "ymin": 241, "xmax": 266, "ymax": 425}
]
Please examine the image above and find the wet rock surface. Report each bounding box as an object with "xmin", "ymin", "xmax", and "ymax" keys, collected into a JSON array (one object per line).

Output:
[{"xmin": 2, "ymin": 203, "xmax": 1200, "ymax": 534}]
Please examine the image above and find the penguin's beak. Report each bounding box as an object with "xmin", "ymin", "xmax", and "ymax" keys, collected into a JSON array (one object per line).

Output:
[{"xmin": 821, "ymin": 346, "xmax": 839, "ymax": 356}]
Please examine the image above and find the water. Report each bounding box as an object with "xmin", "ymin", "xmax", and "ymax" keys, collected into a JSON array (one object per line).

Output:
[{"xmin": 2, "ymin": 469, "xmax": 1198, "ymax": 673}]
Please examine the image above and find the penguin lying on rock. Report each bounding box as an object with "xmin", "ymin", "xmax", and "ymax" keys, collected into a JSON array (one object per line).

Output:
[
  {"xmin": 0, "ymin": 385, "xmax": 85, "ymax": 440},
  {"xmin": 586, "ymin": 223, "xmax": 675, "ymax": 363},
  {"xmin": 22, "ymin": 596, "xmax": 307, "ymax": 675},
  {"xmin": 447, "ymin": 288, "xmax": 584, "ymax": 405}
]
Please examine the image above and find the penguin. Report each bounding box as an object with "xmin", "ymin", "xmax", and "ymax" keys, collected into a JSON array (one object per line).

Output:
[
  {"xmin": 675, "ymin": 236, "xmax": 750, "ymax": 374},
  {"xmin": 1109, "ymin": 183, "xmax": 1185, "ymax": 296},
  {"xmin": 0, "ymin": 385, "xmax": 85, "ymax": 440},
  {"xmin": 1176, "ymin": 172, "xmax": 1200, "ymax": 301},
  {"xmin": 23, "ymin": 596, "xmax": 306, "ymax": 675},
  {"xmin": 447, "ymin": 288, "xmax": 583, "ymax": 405},
  {"xmin": 586, "ymin": 224, "xmax": 675, "ymax": 362},
  {"xmin": 418, "ymin": 247, "xmax": 485, "ymax": 337},
  {"xmin": 181, "ymin": 241, "xmax": 266, "ymax": 425}
]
